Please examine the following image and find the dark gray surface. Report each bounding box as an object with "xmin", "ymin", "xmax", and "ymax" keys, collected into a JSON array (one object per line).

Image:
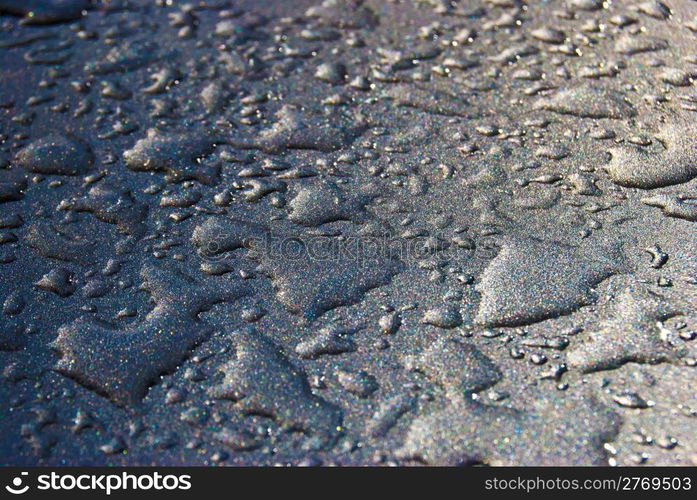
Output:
[{"xmin": 0, "ymin": 0, "xmax": 695, "ymax": 466}]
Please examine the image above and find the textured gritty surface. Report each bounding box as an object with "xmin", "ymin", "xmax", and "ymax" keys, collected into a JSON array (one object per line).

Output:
[{"xmin": 0, "ymin": 0, "xmax": 696, "ymax": 466}]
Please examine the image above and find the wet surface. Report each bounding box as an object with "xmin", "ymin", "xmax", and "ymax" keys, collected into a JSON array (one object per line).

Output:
[{"xmin": 0, "ymin": 0, "xmax": 696, "ymax": 466}]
